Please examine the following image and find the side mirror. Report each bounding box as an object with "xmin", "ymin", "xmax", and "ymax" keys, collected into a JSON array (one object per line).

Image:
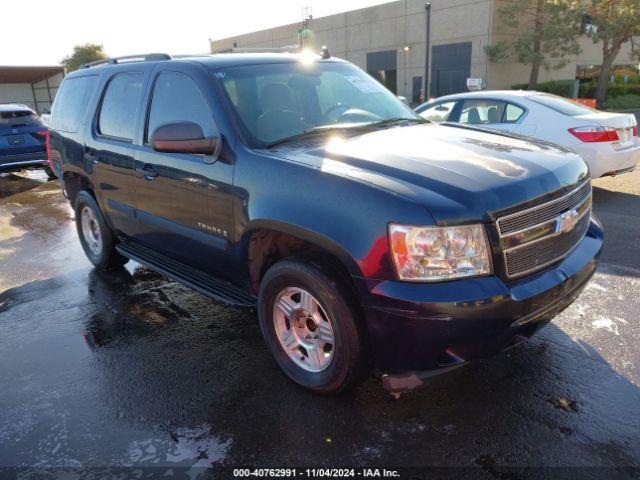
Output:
[
  {"xmin": 150, "ymin": 122, "xmax": 220, "ymax": 157},
  {"xmin": 397, "ymin": 95, "xmax": 409, "ymax": 105}
]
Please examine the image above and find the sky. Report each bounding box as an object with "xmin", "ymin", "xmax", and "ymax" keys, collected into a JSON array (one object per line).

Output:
[{"xmin": 3, "ymin": 0, "xmax": 393, "ymax": 66}]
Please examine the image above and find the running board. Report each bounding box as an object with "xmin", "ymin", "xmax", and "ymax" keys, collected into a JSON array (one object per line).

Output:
[{"xmin": 116, "ymin": 240, "xmax": 257, "ymax": 308}]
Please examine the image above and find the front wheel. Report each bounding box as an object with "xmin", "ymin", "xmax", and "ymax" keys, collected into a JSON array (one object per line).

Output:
[
  {"xmin": 258, "ymin": 259, "xmax": 368, "ymax": 393},
  {"xmin": 74, "ymin": 191, "xmax": 128, "ymax": 270}
]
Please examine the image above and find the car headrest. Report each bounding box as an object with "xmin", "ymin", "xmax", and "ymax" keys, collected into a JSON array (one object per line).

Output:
[
  {"xmin": 467, "ymin": 108, "xmax": 481, "ymax": 124},
  {"xmin": 487, "ymin": 107, "xmax": 500, "ymax": 123}
]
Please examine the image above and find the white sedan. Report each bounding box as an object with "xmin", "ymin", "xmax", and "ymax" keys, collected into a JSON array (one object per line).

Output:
[{"xmin": 415, "ymin": 90, "xmax": 639, "ymax": 178}]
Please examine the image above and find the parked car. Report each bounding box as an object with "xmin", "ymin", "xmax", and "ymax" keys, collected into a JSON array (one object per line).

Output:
[
  {"xmin": 415, "ymin": 91, "xmax": 639, "ymax": 179},
  {"xmin": 0, "ymin": 103, "xmax": 56, "ymax": 178},
  {"xmin": 50, "ymin": 53, "xmax": 602, "ymax": 393}
]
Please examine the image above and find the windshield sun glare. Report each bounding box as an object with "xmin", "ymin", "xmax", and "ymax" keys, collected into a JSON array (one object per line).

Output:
[{"xmin": 214, "ymin": 61, "xmax": 419, "ymax": 147}]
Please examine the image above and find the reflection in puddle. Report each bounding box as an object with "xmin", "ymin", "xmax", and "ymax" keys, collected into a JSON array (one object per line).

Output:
[
  {"xmin": 82, "ymin": 267, "xmax": 192, "ymax": 349},
  {"xmin": 123, "ymin": 427, "xmax": 231, "ymax": 475}
]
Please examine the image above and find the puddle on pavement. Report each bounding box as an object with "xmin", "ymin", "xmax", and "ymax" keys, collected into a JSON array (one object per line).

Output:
[
  {"xmin": 123, "ymin": 426, "xmax": 231, "ymax": 470},
  {"xmin": 0, "ymin": 262, "xmax": 232, "ymax": 472},
  {"xmin": 0, "ymin": 176, "xmax": 86, "ymax": 291}
]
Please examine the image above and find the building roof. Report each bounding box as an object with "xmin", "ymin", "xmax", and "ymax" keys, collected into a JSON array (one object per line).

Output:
[{"xmin": 0, "ymin": 66, "xmax": 64, "ymax": 84}]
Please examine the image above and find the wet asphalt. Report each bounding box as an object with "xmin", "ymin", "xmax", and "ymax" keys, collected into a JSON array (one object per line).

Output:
[{"xmin": 0, "ymin": 169, "xmax": 639, "ymax": 479}]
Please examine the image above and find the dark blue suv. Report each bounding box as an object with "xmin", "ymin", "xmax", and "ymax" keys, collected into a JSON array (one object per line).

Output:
[
  {"xmin": 0, "ymin": 104, "xmax": 55, "ymax": 178},
  {"xmin": 50, "ymin": 53, "xmax": 603, "ymax": 393}
]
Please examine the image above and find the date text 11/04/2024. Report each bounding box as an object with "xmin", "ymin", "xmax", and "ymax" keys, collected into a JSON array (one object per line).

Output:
[{"xmin": 232, "ymin": 468, "xmax": 400, "ymax": 477}]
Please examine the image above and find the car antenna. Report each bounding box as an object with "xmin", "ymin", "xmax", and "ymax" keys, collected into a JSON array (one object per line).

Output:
[{"xmin": 320, "ymin": 46, "xmax": 331, "ymax": 59}]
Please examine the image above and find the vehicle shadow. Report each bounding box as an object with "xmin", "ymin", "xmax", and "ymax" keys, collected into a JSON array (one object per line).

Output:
[
  {"xmin": 0, "ymin": 173, "xmax": 48, "ymax": 199},
  {"xmin": 592, "ymin": 186, "xmax": 640, "ymax": 273}
]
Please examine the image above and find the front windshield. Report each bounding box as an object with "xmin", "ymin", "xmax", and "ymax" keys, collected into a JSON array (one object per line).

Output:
[{"xmin": 213, "ymin": 60, "xmax": 419, "ymax": 146}]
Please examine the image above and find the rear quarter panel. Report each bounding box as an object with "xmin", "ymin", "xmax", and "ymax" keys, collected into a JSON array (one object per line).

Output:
[{"xmin": 49, "ymin": 73, "xmax": 102, "ymax": 187}]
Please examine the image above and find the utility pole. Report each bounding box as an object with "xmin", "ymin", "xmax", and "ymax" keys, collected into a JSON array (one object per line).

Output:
[
  {"xmin": 424, "ymin": 2, "xmax": 431, "ymax": 100},
  {"xmin": 300, "ymin": 6, "xmax": 313, "ymax": 49}
]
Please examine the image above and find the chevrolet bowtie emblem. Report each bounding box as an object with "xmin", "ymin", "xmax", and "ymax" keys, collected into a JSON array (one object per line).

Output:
[{"xmin": 555, "ymin": 208, "xmax": 580, "ymax": 234}]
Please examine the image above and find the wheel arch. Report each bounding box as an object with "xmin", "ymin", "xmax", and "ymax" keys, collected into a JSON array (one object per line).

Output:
[
  {"xmin": 62, "ymin": 169, "xmax": 96, "ymax": 205},
  {"xmin": 241, "ymin": 220, "xmax": 364, "ymax": 296}
]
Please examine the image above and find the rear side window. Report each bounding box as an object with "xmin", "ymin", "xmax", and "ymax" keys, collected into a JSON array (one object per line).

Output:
[
  {"xmin": 98, "ymin": 73, "xmax": 143, "ymax": 140},
  {"xmin": 529, "ymin": 94, "xmax": 594, "ymax": 116},
  {"xmin": 505, "ymin": 103, "xmax": 525, "ymax": 122},
  {"xmin": 0, "ymin": 109, "xmax": 43, "ymax": 128},
  {"xmin": 146, "ymin": 72, "xmax": 215, "ymax": 142},
  {"xmin": 50, "ymin": 76, "xmax": 98, "ymax": 132}
]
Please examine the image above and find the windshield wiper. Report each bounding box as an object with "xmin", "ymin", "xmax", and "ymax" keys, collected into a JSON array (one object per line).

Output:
[
  {"xmin": 365, "ymin": 117, "xmax": 429, "ymax": 128},
  {"xmin": 264, "ymin": 124, "xmax": 370, "ymax": 149},
  {"xmin": 264, "ymin": 118, "xmax": 427, "ymax": 149}
]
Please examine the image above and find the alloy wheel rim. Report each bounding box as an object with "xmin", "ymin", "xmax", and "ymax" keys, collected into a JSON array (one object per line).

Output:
[
  {"xmin": 80, "ymin": 206, "xmax": 103, "ymax": 256},
  {"xmin": 273, "ymin": 287, "xmax": 335, "ymax": 373}
]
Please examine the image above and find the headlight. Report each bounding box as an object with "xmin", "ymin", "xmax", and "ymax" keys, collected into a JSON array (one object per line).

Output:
[{"xmin": 389, "ymin": 224, "xmax": 492, "ymax": 281}]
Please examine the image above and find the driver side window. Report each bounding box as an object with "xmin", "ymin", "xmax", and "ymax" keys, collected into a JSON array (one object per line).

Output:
[
  {"xmin": 146, "ymin": 72, "xmax": 215, "ymax": 143},
  {"xmin": 418, "ymin": 101, "xmax": 457, "ymax": 122}
]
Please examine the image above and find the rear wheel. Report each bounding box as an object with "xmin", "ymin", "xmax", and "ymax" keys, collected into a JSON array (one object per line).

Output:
[
  {"xmin": 258, "ymin": 259, "xmax": 368, "ymax": 393},
  {"xmin": 74, "ymin": 191, "xmax": 128, "ymax": 270}
]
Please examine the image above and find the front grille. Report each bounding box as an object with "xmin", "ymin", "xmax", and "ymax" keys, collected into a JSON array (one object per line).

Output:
[
  {"xmin": 497, "ymin": 180, "xmax": 592, "ymax": 279},
  {"xmin": 498, "ymin": 181, "xmax": 591, "ymax": 235},
  {"xmin": 504, "ymin": 212, "xmax": 590, "ymax": 278}
]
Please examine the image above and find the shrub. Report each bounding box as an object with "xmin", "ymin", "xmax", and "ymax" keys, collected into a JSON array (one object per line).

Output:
[
  {"xmin": 512, "ymin": 80, "xmax": 640, "ymax": 101},
  {"xmin": 512, "ymin": 81, "xmax": 574, "ymax": 97},
  {"xmin": 578, "ymin": 80, "xmax": 640, "ymax": 99},
  {"xmin": 601, "ymin": 94, "xmax": 640, "ymax": 111}
]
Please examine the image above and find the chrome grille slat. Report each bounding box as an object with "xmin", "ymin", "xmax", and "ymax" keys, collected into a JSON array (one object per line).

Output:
[
  {"xmin": 497, "ymin": 180, "xmax": 592, "ymax": 279},
  {"xmin": 498, "ymin": 181, "xmax": 591, "ymax": 235},
  {"xmin": 505, "ymin": 214, "xmax": 590, "ymax": 278}
]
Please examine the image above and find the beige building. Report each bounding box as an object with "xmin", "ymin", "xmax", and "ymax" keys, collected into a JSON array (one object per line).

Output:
[{"xmin": 211, "ymin": 0, "xmax": 639, "ymax": 102}]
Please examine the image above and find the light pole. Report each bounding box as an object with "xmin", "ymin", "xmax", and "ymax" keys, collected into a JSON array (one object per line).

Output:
[{"xmin": 424, "ymin": 2, "xmax": 431, "ymax": 100}]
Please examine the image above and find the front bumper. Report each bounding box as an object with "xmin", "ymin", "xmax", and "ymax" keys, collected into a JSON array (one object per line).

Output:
[{"xmin": 354, "ymin": 219, "xmax": 603, "ymax": 375}]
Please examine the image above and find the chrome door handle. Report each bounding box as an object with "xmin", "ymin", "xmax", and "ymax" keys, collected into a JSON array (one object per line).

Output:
[{"xmin": 135, "ymin": 164, "xmax": 158, "ymax": 181}]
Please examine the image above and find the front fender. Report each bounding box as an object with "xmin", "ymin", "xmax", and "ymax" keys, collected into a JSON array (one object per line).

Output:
[{"xmin": 234, "ymin": 149, "xmax": 434, "ymax": 281}]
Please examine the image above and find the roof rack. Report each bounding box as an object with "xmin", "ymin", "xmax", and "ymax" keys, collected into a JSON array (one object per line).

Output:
[
  {"xmin": 216, "ymin": 46, "xmax": 331, "ymax": 59},
  {"xmin": 171, "ymin": 53, "xmax": 214, "ymax": 59},
  {"xmin": 80, "ymin": 53, "xmax": 171, "ymax": 69}
]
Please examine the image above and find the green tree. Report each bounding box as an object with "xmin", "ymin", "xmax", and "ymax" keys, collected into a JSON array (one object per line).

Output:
[
  {"xmin": 584, "ymin": 0, "xmax": 640, "ymax": 104},
  {"xmin": 61, "ymin": 44, "xmax": 108, "ymax": 72},
  {"xmin": 485, "ymin": 0, "xmax": 582, "ymax": 89}
]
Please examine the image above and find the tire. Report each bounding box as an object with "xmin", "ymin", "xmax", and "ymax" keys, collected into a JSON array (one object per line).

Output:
[
  {"xmin": 258, "ymin": 259, "xmax": 368, "ymax": 394},
  {"xmin": 44, "ymin": 166, "xmax": 57, "ymax": 180},
  {"xmin": 74, "ymin": 190, "xmax": 128, "ymax": 270}
]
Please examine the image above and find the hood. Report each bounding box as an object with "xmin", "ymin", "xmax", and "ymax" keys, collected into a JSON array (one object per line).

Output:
[{"xmin": 279, "ymin": 123, "xmax": 589, "ymax": 224}]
